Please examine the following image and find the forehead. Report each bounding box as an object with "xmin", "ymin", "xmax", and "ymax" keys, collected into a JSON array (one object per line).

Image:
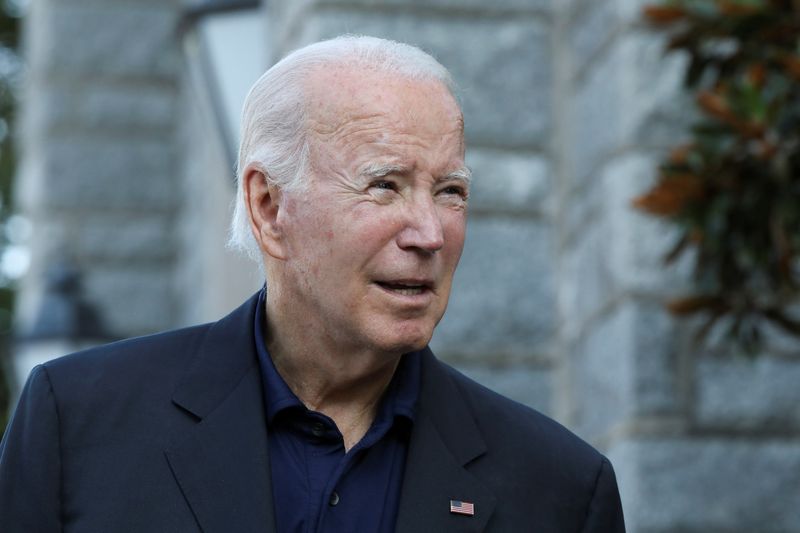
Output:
[{"xmin": 304, "ymin": 64, "xmax": 465, "ymax": 150}]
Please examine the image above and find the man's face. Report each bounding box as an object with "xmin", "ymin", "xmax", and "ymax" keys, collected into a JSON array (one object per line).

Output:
[{"xmin": 275, "ymin": 67, "xmax": 468, "ymax": 355}]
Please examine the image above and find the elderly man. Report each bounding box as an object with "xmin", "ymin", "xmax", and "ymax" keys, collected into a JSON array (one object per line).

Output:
[{"xmin": 0, "ymin": 36, "xmax": 625, "ymax": 532}]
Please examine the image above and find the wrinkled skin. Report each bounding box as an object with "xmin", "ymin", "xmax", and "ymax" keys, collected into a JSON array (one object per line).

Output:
[{"xmin": 248, "ymin": 65, "xmax": 469, "ymax": 369}]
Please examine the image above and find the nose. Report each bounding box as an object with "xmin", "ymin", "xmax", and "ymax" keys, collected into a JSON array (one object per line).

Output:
[{"xmin": 396, "ymin": 193, "xmax": 445, "ymax": 254}]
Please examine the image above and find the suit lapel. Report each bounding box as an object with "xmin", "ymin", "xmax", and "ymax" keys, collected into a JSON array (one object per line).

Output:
[
  {"xmin": 396, "ymin": 350, "xmax": 496, "ymax": 533},
  {"xmin": 165, "ymin": 294, "xmax": 276, "ymax": 533},
  {"xmin": 161, "ymin": 296, "xmax": 495, "ymax": 533}
]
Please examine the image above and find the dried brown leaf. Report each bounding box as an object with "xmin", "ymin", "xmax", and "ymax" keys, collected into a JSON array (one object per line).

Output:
[
  {"xmin": 632, "ymin": 174, "xmax": 706, "ymax": 216},
  {"xmin": 667, "ymin": 295, "xmax": 726, "ymax": 315},
  {"xmin": 643, "ymin": 5, "xmax": 688, "ymax": 24},
  {"xmin": 715, "ymin": 0, "xmax": 766, "ymax": 15}
]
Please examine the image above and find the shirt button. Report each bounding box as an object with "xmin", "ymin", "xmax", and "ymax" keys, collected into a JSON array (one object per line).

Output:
[
  {"xmin": 311, "ymin": 422, "xmax": 325, "ymax": 437},
  {"xmin": 329, "ymin": 491, "xmax": 340, "ymax": 507}
]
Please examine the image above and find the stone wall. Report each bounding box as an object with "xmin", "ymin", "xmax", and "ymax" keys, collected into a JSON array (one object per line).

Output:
[
  {"xmin": 558, "ymin": 0, "xmax": 800, "ymax": 531},
  {"xmin": 172, "ymin": 20, "xmax": 265, "ymax": 328},
  {"xmin": 557, "ymin": 0, "xmax": 692, "ymax": 446},
  {"xmin": 16, "ymin": 0, "xmax": 185, "ymax": 338}
]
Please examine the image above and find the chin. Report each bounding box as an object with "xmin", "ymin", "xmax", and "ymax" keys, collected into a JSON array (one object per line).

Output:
[
  {"xmin": 377, "ymin": 326, "xmax": 433, "ymax": 355},
  {"xmin": 361, "ymin": 312, "xmax": 441, "ymax": 355}
]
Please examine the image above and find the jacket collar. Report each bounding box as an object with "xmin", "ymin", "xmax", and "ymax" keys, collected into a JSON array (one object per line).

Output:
[
  {"xmin": 165, "ymin": 293, "xmax": 495, "ymax": 532},
  {"xmin": 166, "ymin": 293, "xmax": 277, "ymax": 533},
  {"xmin": 395, "ymin": 349, "xmax": 497, "ymax": 532},
  {"xmin": 171, "ymin": 292, "xmax": 262, "ymax": 419}
]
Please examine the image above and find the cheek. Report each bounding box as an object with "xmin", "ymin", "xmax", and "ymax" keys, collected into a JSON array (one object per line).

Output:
[
  {"xmin": 284, "ymin": 222, "xmax": 333, "ymax": 278},
  {"xmin": 338, "ymin": 205, "xmax": 403, "ymax": 245},
  {"xmin": 442, "ymin": 213, "xmax": 467, "ymax": 258}
]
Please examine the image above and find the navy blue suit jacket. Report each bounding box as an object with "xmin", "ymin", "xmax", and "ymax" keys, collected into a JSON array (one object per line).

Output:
[{"xmin": 0, "ymin": 293, "xmax": 625, "ymax": 532}]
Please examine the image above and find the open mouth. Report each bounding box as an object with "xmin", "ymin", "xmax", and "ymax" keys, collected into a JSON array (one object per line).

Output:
[{"xmin": 375, "ymin": 281, "xmax": 432, "ymax": 296}]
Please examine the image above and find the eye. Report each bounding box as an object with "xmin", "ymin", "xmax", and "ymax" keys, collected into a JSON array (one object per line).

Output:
[
  {"xmin": 438, "ymin": 184, "xmax": 469, "ymax": 200},
  {"xmin": 370, "ymin": 180, "xmax": 398, "ymax": 192}
]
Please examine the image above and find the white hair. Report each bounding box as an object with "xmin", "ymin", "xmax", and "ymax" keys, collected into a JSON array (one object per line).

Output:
[{"xmin": 228, "ymin": 35, "xmax": 460, "ymax": 263}]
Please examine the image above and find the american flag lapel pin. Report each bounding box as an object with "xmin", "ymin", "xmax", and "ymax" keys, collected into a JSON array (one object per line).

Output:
[{"xmin": 449, "ymin": 499, "xmax": 475, "ymax": 516}]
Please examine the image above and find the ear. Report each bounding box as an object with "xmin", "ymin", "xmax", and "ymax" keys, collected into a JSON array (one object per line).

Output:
[{"xmin": 243, "ymin": 165, "xmax": 288, "ymax": 260}]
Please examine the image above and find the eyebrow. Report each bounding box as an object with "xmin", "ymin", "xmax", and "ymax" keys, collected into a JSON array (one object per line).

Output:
[
  {"xmin": 360, "ymin": 163, "xmax": 473, "ymax": 185},
  {"xmin": 441, "ymin": 166, "xmax": 472, "ymax": 185},
  {"xmin": 360, "ymin": 163, "xmax": 410, "ymax": 179}
]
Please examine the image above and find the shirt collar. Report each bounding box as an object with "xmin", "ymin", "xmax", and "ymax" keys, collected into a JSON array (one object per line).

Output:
[{"xmin": 253, "ymin": 287, "xmax": 420, "ymax": 426}]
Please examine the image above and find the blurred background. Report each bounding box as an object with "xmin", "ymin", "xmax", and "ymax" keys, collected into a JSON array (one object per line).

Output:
[{"xmin": 1, "ymin": 0, "xmax": 799, "ymax": 531}]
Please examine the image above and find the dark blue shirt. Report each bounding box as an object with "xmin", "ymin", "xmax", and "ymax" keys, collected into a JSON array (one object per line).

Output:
[{"xmin": 254, "ymin": 290, "xmax": 420, "ymax": 533}]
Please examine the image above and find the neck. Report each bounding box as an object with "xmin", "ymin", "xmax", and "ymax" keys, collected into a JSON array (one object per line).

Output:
[{"xmin": 264, "ymin": 295, "xmax": 402, "ymax": 451}]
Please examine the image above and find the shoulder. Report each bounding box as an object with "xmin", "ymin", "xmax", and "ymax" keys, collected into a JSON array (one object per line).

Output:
[
  {"xmin": 37, "ymin": 323, "xmax": 214, "ymax": 421},
  {"xmin": 44, "ymin": 323, "xmax": 212, "ymax": 386},
  {"xmin": 425, "ymin": 358, "xmax": 624, "ymax": 529},
  {"xmin": 28, "ymin": 293, "xmax": 261, "ymax": 442},
  {"xmin": 43, "ymin": 293, "xmax": 258, "ymax": 387},
  {"xmin": 435, "ymin": 358, "xmax": 608, "ymax": 478}
]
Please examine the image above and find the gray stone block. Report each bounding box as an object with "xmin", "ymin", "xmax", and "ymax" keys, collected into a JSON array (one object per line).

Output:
[
  {"xmin": 41, "ymin": 0, "xmax": 173, "ymax": 4},
  {"xmin": 466, "ymin": 149, "xmax": 553, "ymax": 216},
  {"xmin": 82, "ymin": 265, "xmax": 177, "ymax": 337},
  {"xmin": 626, "ymin": 303, "xmax": 680, "ymax": 415},
  {"xmin": 570, "ymin": 42, "xmax": 624, "ymax": 184},
  {"xmin": 566, "ymin": 0, "xmax": 662, "ymax": 74},
  {"xmin": 569, "ymin": 301, "xmax": 678, "ymax": 442},
  {"xmin": 283, "ymin": 10, "xmax": 552, "ymax": 149},
  {"xmin": 558, "ymin": 153, "xmax": 693, "ymax": 335},
  {"xmin": 695, "ymin": 355, "xmax": 800, "ymax": 432},
  {"xmin": 26, "ymin": 83, "xmax": 177, "ymax": 135},
  {"xmin": 34, "ymin": 2, "xmax": 181, "ymax": 80},
  {"xmin": 600, "ymin": 153, "xmax": 694, "ymax": 295},
  {"xmin": 609, "ymin": 437, "xmax": 800, "ymax": 533},
  {"xmin": 567, "ymin": 306, "xmax": 630, "ymax": 441},
  {"xmin": 568, "ymin": 0, "xmax": 617, "ymax": 76},
  {"xmin": 266, "ymin": 0, "xmax": 314, "ymax": 53},
  {"xmin": 430, "ymin": 216, "xmax": 555, "ymax": 362},
  {"xmin": 74, "ymin": 215, "xmax": 175, "ymax": 262},
  {"xmin": 453, "ymin": 362, "xmax": 554, "ymax": 415},
  {"xmin": 77, "ymin": 84, "xmax": 178, "ymax": 132},
  {"xmin": 557, "ymin": 211, "xmax": 613, "ymax": 338},
  {"xmin": 22, "ymin": 84, "xmax": 73, "ymax": 139},
  {"xmin": 570, "ymin": 31, "xmax": 688, "ymax": 184},
  {"xmin": 269, "ymin": 0, "xmax": 551, "ymax": 49},
  {"xmin": 40, "ymin": 137, "xmax": 178, "ymax": 210},
  {"xmin": 559, "ymin": 161, "xmax": 603, "ymax": 248},
  {"xmin": 311, "ymin": 0, "xmax": 551, "ymax": 12}
]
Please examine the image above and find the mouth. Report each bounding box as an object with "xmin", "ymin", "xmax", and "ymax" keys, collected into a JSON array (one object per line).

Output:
[{"xmin": 374, "ymin": 280, "xmax": 433, "ymax": 297}]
